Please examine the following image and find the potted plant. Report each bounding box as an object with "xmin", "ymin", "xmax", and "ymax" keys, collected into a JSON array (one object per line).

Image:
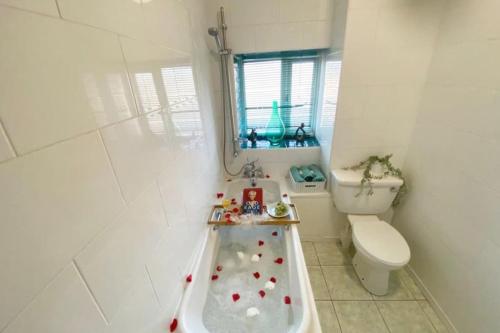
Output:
[{"xmin": 343, "ymin": 154, "xmax": 407, "ymax": 207}]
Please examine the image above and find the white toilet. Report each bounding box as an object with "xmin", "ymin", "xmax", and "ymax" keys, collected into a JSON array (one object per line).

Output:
[{"xmin": 331, "ymin": 169, "xmax": 411, "ymax": 296}]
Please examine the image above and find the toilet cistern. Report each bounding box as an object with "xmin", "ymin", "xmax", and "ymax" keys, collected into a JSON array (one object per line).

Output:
[{"xmin": 331, "ymin": 169, "xmax": 411, "ymax": 295}]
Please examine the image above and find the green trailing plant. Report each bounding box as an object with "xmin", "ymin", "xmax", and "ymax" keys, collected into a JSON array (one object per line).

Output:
[{"xmin": 343, "ymin": 154, "xmax": 407, "ymax": 207}]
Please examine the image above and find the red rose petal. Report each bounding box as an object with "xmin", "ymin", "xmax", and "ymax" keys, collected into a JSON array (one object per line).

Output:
[
  {"xmin": 216, "ymin": 192, "xmax": 224, "ymax": 198},
  {"xmin": 253, "ymin": 272, "xmax": 260, "ymax": 279},
  {"xmin": 224, "ymin": 213, "xmax": 231, "ymax": 218},
  {"xmin": 232, "ymin": 207, "xmax": 239, "ymax": 213},
  {"xmin": 259, "ymin": 290, "xmax": 266, "ymax": 298},
  {"xmin": 274, "ymin": 257, "xmax": 283, "ymax": 264},
  {"xmin": 265, "ymin": 174, "xmax": 270, "ymax": 178},
  {"xmin": 284, "ymin": 296, "xmax": 291, "ymax": 305},
  {"xmin": 211, "ymin": 274, "xmax": 218, "ymax": 281},
  {"xmin": 258, "ymin": 240, "xmax": 264, "ymax": 246},
  {"xmin": 232, "ymin": 293, "xmax": 240, "ymax": 302},
  {"xmin": 169, "ymin": 318, "xmax": 178, "ymax": 332},
  {"xmin": 216, "ymin": 265, "xmax": 223, "ymax": 272},
  {"xmin": 282, "ymin": 193, "xmax": 288, "ymax": 198},
  {"xmin": 272, "ymin": 231, "xmax": 278, "ymax": 236},
  {"xmin": 258, "ymin": 253, "xmax": 262, "ymax": 258},
  {"xmin": 186, "ymin": 274, "xmax": 192, "ymax": 283},
  {"xmin": 270, "ymin": 277, "xmax": 277, "ymax": 283}
]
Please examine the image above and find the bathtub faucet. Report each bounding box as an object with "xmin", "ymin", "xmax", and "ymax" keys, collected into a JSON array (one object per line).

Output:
[{"xmin": 242, "ymin": 159, "xmax": 263, "ymax": 186}]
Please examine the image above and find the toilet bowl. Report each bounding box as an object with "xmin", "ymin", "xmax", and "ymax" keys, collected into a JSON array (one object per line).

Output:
[
  {"xmin": 331, "ymin": 169, "xmax": 411, "ymax": 296},
  {"xmin": 348, "ymin": 214, "xmax": 410, "ymax": 295}
]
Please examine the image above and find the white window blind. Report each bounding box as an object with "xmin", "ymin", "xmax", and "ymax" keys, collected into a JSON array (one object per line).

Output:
[
  {"xmin": 235, "ymin": 51, "xmax": 321, "ymax": 138},
  {"xmin": 319, "ymin": 60, "xmax": 342, "ymax": 128}
]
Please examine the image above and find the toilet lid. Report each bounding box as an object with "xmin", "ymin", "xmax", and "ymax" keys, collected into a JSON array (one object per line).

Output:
[{"xmin": 352, "ymin": 221, "xmax": 410, "ymax": 267}]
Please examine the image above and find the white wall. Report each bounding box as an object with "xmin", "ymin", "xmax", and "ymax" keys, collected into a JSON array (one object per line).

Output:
[
  {"xmin": 331, "ymin": 0, "xmax": 445, "ymax": 169},
  {"xmin": 207, "ymin": 0, "xmax": 333, "ymax": 54},
  {"xmin": 0, "ymin": 1, "xmax": 221, "ymax": 332},
  {"xmin": 393, "ymin": 1, "xmax": 500, "ymax": 332}
]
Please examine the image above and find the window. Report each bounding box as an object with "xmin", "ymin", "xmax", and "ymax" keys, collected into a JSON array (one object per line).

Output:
[{"xmin": 234, "ymin": 50, "xmax": 323, "ymax": 140}]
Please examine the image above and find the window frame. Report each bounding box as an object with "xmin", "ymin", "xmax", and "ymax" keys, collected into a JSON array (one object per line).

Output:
[{"xmin": 234, "ymin": 49, "xmax": 325, "ymax": 139}]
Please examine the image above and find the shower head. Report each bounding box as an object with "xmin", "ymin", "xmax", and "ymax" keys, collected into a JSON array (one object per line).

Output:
[
  {"xmin": 208, "ymin": 27, "xmax": 219, "ymax": 36},
  {"xmin": 208, "ymin": 27, "xmax": 223, "ymax": 52}
]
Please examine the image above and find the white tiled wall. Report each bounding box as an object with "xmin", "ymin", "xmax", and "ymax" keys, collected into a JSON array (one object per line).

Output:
[
  {"xmin": 393, "ymin": 1, "xmax": 500, "ymax": 332},
  {"xmin": 330, "ymin": 0, "xmax": 446, "ymax": 169},
  {"xmin": 207, "ymin": 0, "xmax": 333, "ymax": 53},
  {"xmin": 0, "ymin": 1, "xmax": 221, "ymax": 332}
]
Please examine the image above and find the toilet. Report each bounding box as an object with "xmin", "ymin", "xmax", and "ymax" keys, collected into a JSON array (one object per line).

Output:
[{"xmin": 331, "ymin": 169, "xmax": 410, "ymax": 296}]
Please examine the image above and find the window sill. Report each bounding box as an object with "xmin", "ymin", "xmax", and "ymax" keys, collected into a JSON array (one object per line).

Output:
[{"xmin": 240, "ymin": 137, "xmax": 320, "ymax": 150}]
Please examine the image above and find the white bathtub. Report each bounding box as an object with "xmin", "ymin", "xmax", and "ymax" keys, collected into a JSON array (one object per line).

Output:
[{"xmin": 178, "ymin": 179, "xmax": 321, "ymax": 333}]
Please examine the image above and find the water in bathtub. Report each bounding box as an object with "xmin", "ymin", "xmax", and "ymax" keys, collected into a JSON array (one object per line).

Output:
[{"xmin": 202, "ymin": 226, "xmax": 292, "ymax": 333}]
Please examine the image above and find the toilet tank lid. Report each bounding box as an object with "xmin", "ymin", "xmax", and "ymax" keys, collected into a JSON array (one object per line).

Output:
[{"xmin": 331, "ymin": 169, "xmax": 403, "ymax": 187}]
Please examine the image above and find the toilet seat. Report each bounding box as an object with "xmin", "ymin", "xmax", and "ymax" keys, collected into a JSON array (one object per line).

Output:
[{"xmin": 352, "ymin": 220, "xmax": 410, "ymax": 268}]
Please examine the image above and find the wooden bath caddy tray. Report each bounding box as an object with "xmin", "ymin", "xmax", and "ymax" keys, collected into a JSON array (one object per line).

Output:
[{"xmin": 208, "ymin": 204, "xmax": 301, "ymax": 226}]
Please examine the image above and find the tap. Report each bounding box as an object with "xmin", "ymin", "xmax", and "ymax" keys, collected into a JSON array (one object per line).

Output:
[{"xmin": 243, "ymin": 160, "xmax": 264, "ymax": 186}]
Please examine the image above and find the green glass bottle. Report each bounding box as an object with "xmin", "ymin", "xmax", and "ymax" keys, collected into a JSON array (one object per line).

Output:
[{"xmin": 266, "ymin": 100, "xmax": 285, "ymax": 146}]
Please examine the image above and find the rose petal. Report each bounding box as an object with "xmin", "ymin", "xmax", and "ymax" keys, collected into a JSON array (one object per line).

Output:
[
  {"xmin": 274, "ymin": 257, "xmax": 284, "ymax": 264},
  {"xmin": 258, "ymin": 253, "xmax": 262, "ymax": 258},
  {"xmin": 284, "ymin": 296, "xmax": 291, "ymax": 305},
  {"xmin": 272, "ymin": 231, "xmax": 278, "ymax": 236},
  {"xmin": 253, "ymin": 272, "xmax": 260, "ymax": 279},
  {"xmin": 270, "ymin": 277, "xmax": 277, "ymax": 283},
  {"xmin": 186, "ymin": 274, "xmax": 192, "ymax": 283},
  {"xmin": 232, "ymin": 293, "xmax": 240, "ymax": 302},
  {"xmin": 216, "ymin": 192, "xmax": 224, "ymax": 198},
  {"xmin": 258, "ymin": 290, "xmax": 266, "ymax": 298},
  {"xmin": 224, "ymin": 213, "xmax": 231, "ymax": 218},
  {"xmin": 169, "ymin": 318, "xmax": 178, "ymax": 332},
  {"xmin": 282, "ymin": 193, "xmax": 288, "ymax": 198},
  {"xmin": 265, "ymin": 174, "xmax": 270, "ymax": 178},
  {"xmin": 232, "ymin": 207, "xmax": 239, "ymax": 213},
  {"xmin": 216, "ymin": 265, "xmax": 223, "ymax": 272},
  {"xmin": 211, "ymin": 274, "xmax": 218, "ymax": 281},
  {"xmin": 258, "ymin": 240, "xmax": 264, "ymax": 246}
]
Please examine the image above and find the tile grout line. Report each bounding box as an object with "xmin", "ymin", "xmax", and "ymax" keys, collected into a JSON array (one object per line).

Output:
[
  {"xmin": 0, "ymin": 263, "xmax": 73, "ymax": 332},
  {"xmin": 0, "ymin": 117, "xmax": 18, "ymax": 158},
  {"xmin": 155, "ymin": 179, "xmax": 171, "ymax": 229},
  {"xmin": 0, "ymin": 106, "xmax": 168, "ymax": 167},
  {"xmin": 116, "ymin": 34, "xmax": 141, "ymax": 117},
  {"xmin": 72, "ymin": 260, "xmax": 110, "ymax": 325},
  {"xmin": 53, "ymin": 0, "xmax": 62, "ymax": 18},
  {"xmin": 96, "ymin": 129, "xmax": 128, "ymax": 207},
  {"xmin": 307, "ymin": 241, "xmax": 344, "ymax": 330},
  {"xmin": 310, "ymin": 241, "xmax": 321, "ymax": 266},
  {"xmin": 144, "ymin": 265, "xmax": 162, "ymax": 308},
  {"xmin": 416, "ymin": 299, "xmax": 444, "ymax": 333},
  {"xmin": 373, "ymin": 299, "xmax": 392, "ymax": 333},
  {"xmin": 0, "ymin": 2, "xmax": 188, "ymax": 54}
]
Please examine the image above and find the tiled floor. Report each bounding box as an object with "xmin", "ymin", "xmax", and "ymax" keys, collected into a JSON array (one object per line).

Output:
[{"xmin": 302, "ymin": 240, "xmax": 449, "ymax": 333}]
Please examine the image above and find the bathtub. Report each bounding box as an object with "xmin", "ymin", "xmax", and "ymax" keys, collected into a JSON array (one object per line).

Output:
[{"xmin": 178, "ymin": 179, "xmax": 321, "ymax": 333}]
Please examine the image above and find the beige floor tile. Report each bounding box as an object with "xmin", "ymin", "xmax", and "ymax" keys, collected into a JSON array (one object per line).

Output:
[
  {"xmin": 334, "ymin": 300, "xmax": 389, "ymax": 333},
  {"xmin": 308, "ymin": 266, "xmax": 330, "ymax": 300},
  {"xmin": 316, "ymin": 301, "xmax": 342, "ymax": 333},
  {"xmin": 302, "ymin": 241, "xmax": 320, "ymax": 266},
  {"xmin": 401, "ymin": 268, "xmax": 426, "ymax": 300},
  {"xmin": 418, "ymin": 301, "xmax": 449, "ymax": 333},
  {"xmin": 373, "ymin": 270, "xmax": 414, "ymax": 301},
  {"xmin": 314, "ymin": 240, "xmax": 352, "ymax": 265},
  {"xmin": 322, "ymin": 266, "xmax": 372, "ymax": 300},
  {"xmin": 377, "ymin": 301, "xmax": 436, "ymax": 333}
]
